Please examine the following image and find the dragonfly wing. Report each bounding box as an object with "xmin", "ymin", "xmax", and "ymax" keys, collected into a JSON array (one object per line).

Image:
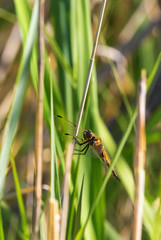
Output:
[{"xmin": 56, "ymin": 115, "xmax": 84, "ymax": 141}]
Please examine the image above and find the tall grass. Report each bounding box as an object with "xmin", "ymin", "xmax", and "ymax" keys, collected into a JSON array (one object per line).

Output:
[{"xmin": 0, "ymin": 0, "xmax": 161, "ymax": 239}]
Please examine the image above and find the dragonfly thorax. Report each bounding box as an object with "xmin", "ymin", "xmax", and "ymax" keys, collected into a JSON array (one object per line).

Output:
[{"xmin": 83, "ymin": 130, "xmax": 93, "ymax": 140}]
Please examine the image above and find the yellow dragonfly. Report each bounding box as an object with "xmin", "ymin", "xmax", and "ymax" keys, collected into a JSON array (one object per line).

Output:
[{"xmin": 57, "ymin": 115, "xmax": 120, "ymax": 181}]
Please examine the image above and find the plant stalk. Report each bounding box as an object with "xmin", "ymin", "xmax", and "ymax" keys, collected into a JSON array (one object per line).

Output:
[
  {"xmin": 133, "ymin": 70, "xmax": 147, "ymax": 240},
  {"xmin": 32, "ymin": 0, "xmax": 45, "ymax": 236}
]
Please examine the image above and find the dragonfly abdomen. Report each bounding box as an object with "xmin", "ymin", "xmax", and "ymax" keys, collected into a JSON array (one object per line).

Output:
[
  {"xmin": 102, "ymin": 150, "xmax": 120, "ymax": 181},
  {"xmin": 102, "ymin": 150, "xmax": 111, "ymax": 166}
]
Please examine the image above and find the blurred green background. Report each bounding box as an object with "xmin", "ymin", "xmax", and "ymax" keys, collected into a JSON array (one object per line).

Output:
[{"xmin": 0, "ymin": 0, "xmax": 161, "ymax": 239}]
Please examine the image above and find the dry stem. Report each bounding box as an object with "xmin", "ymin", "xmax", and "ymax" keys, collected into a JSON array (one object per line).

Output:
[
  {"xmin": 47, "ymin": 199, "xmax": 61, "ymax": 240},
  {"xmin": 133, "ymin": 70, "xmax": 147, "ymax": 240},
  {"xmin": 32, "ymin": 0, "xmax": 45, "ymax": 236}
]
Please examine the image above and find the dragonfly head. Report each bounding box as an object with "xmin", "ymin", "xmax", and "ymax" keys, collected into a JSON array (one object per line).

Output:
[{"xmin": 83, "ymin": 130, "xmax": 93, "ymax": 140}]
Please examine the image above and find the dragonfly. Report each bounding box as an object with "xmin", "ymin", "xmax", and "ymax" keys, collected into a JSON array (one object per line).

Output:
[{"xmin": 57, "ymin": 115, "xmax": 120, "ymax": 181}]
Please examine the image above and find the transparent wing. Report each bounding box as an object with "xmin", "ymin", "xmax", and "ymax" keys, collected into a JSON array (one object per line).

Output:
[{"xmin": 55, "ymin": 115, "xmax": 84, "ymax": 141}]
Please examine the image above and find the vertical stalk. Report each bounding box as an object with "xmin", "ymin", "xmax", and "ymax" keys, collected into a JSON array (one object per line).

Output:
[
  {"xmin": 133, "ymin": 70, "xmax": 147, "ymax": 240},
  {"xmin": 33, "ymin": 0, "xmax": 44, "ymax": 236},
  {"xmin": 74, "ymin": 0, "xmax": 107, "ymax": 139},
  {"xmin": 47, "ymin": 199, "xmax": 60, "ymax": 240}
]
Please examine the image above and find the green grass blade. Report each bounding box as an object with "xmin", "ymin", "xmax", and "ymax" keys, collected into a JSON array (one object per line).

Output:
[
  {"xmin": 143, "ymin": 199, "xmax": 155, "ymax": 238},
  {"xmin": 14, "ymin": 0, "xmax": 38, "ymax": 92},
  {"xmin": 0, "ymin": 207, "xmax": 4, "ymax": 240},
  {"xmin": 0, "ymin": 0, "xmax": 39, "ymax": 199},
  {"xmin": 66, "ymin": 157, "xmax": 81, "ymax": 240},
  {"xmin": 0, "ymin": 201, "xmax": 25, "ymax": 239},
  {"xmin": 13, "ymin": 0, "xmax": 30, "ymax": 38},
  {"xmin": 11, "ymin": 155, "xmax": 29, "ymax": 239},
  {"xmin": 147, "ymin": 104, "xmax": 161, "ymax": 132},
  {"xmin": 72, "ymin": 176, "xmax": 84, "ymax": 239},
  {"xmin": 50, "ymin": 0, "xmax": 73, "ymax": 120},
  {"xmin": 50, "ymin": 62, "xmax": 56, "ymax": 199},
  {"xmin": 50, "ymin": 62, "xmax": 60, "ymax": 202},
  {"xmin": 104, "ymin": 221, "xmax": 122, "ymax": 240},
  {"xmin": 40, "ymin": 213, "xmax": 47, "ymax": 240},
  {"xmin": 147, "ymin": 131, "xmax": 161, "ymax": 144},
  {"xmin": 147, "ymin": 51, "xmax": 161, "ymax": 93},
  {"xmin": 45, "ymin": 30, "xmax": 76, "ymax": 89},
  {"xmin": 54, "ymin": 129, "xmax": 65, "ymax": 176},
  {"xmin": 0, "ymin": 8, "xmax": 16, "ymax": 23}
]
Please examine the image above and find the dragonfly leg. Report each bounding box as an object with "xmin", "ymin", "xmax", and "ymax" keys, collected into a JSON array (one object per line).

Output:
[
  {"xmin": 73, "ymin": 144, "xmax": 89, "ymax": 155},
  {"xmin": 74, "ymin": 144, "xmax": 89, "ymax": 152},
  {"xmin": 74, "ymin": 136, "xmax": 95, "ymax": 146}
]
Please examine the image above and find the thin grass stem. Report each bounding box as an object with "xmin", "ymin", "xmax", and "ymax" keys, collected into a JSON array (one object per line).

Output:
[
  {"xmin": 74, "ymin": 0, "xmax": 108, "ymax": 139},
  {"xmin": 11, "ymin": 154, "xmax": 30, "ymax": 239},
  {"xmin": 49, "ymin": 58, "xmax": 55, "ymax": 199}
]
